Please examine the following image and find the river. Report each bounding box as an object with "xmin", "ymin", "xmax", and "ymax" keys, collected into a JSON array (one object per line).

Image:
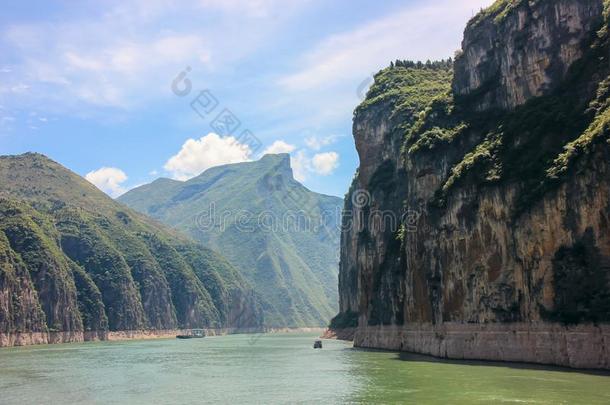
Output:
[{"xmin": 0, "ymin": 333, "xmax": 608, "ymax": 404}]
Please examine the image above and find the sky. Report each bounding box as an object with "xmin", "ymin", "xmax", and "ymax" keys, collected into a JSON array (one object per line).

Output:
[{"xmin": 0, "ymin": 0, "xmax": 494, "ymax": 198}]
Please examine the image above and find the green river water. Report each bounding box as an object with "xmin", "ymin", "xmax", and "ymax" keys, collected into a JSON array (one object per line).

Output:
[{"xmin": 0, "ymin": 333, "xmax": 608, "ymax": 404}]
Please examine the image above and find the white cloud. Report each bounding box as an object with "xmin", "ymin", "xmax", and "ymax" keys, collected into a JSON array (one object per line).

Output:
[
  {"xmin": 199, "ymin": 0, "xmax": 309, "ymax": 18},
  {"xmin": 278, "ymin": 0, "xmax": 493, "ymax": 91},
  {"xmin": 290, "ymin": 150, "xmax": 340, "ymax": 181},
  {"xmin": 263, "ymin": 140, "xmax": 296, "ymax": 155},
  {"xmin": 290, "ymin": 150, "xmax": 311, "ymax": 182},
  {"xmin": 10, "ymin": 84, "xmax": 30, "ymax": 93},
  {"xmin": 1, "ymin": 0, "xmax": 311, "ymax": 114},
  {"xmin": 311, "ymin": 152, "xmax": 339, "ymax": 175},
  {"xmin": 2, "ymin": 26, "xmax": 211, "ymax": 108},
  {"xmin": 164, "ymin": 132, "xmax": 252, "ymax": 180},
  {"xmin": 304, "ymin": 134, "xmax": 342, "ymax": 151},
  {"xmin": 59, "ymin": 34, "xmax": 209, "ymax": 107},
  {"xmin": 85, "ymin": 167, "xmax": 129, "ymax": 197}
]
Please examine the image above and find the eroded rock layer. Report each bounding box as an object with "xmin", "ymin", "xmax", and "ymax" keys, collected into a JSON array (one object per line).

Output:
[{"xmin": 336, "ymin": 0, "xmax": 610, "ymax": 369}]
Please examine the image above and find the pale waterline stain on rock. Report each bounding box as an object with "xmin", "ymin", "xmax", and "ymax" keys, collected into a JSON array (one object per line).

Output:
[{"xmin": 335, "ymin": 0, "xmax": 610, "ymax": 369}]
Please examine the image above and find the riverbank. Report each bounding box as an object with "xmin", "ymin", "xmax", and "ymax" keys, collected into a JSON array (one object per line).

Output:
[
  {"xmin": 346, "ymin": 323, "xmax": 610, "ymax": 370},
  {"xmin": 0, "ymin": 327, "xmax": 327, "ymax": 348},
  {"xmin": 321, "ymin": 327, "xmax": 356, "ymax": 341}
]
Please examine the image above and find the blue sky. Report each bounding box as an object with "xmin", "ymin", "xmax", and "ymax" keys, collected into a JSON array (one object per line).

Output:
[{"xmin": 0, "ymin": 0, "xmax": 493, "ymax": 197}]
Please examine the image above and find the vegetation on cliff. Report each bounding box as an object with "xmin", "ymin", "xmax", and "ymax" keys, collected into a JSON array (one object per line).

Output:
[
  {"xmin": 469, "ymin": 0, "xmax": 529, "ymax": 27},
  {"xmin": 0, "ymin": 153, "xmax": 263, "ymax": 335},
  {"xmin": 366, "ymin": 0, "xmax": 610, "ymax": 219},
  {"xmin": 445, "ymin": 0, "xmax": 609, "ymax": 216},
  {"xmin": 0, "ymin": 230, "xmax": 47, "ymax": 334},
  {"xmin": 119, "ymin": 154, "xmax": 342, "ymax": 328},
  {"xmin": 357, "ymin": 61, "xmax": 453, "ymax": 139},
  {"xmin": 336, "ymin": 0, "xmax": 610, "ymax": 333}
]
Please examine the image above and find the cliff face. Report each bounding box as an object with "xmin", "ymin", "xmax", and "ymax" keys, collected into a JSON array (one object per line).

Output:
[
  {"xmin": 453, "ymin": 0, "xmax": 605, "ymax": 111},
  {"xmin": 337, "ymin": 0, "xmax": 610, "ymax": 368},
  {"xmin": 0, "ymin": 154, "xmax": 263, "ymax": 346}
]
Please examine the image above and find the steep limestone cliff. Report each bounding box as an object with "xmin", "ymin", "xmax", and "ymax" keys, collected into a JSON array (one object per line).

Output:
[
  {"xmin": 335, "ymin": 0, "xmax": 610, "ymax": 369},
  {"xmin": 454, "ymin": 0, "xmax": 605, "ymax": 111}
]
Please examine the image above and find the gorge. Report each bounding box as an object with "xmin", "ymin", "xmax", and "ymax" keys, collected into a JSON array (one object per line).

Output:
[
  {"xmin": 119, "ymin": 154, "xmax": 342, "ymax": 328},
  {"xmin": 0, "ymin": 152, "xmax": 341, "ymax": 347},
  {"xmin": 333, "ymin": 0, "xmax": 610, "ymax": 369}
]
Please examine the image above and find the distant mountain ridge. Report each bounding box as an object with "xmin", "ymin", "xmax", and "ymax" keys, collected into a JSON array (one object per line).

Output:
[
  {"xmin": 0, "ymin": 153, "xmax": 262, "ymax": 346},
  {"xmin": 120, "ymin": 154, "xmax": 343, "ymax": 327}
]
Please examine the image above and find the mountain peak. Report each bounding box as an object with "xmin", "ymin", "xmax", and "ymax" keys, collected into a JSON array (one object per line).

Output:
[
  {"xmin": 261, "ymin": 153, "xmax": 291, "ymax": 166},
  {"xmin": 2, "ymin": 152, "xmax": 54, "ymax": 164},
  {"xmin": 260, "ymin": 153, "xmax": 293, "ymax": 179},
  {"xmin": 119, "ymin": 152, "xmax": 342, "ymax": 328},
  {"xmin": 261, "ymin": 152, "xmax": 290, "ymax": 161}
]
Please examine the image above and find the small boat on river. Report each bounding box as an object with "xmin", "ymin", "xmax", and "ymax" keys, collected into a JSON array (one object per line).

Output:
[
  {"xmin": 176, "ymin": 329, "xmax": 206, "ymax": 339},
  {"xmin": 313, "ymin": 340, "xmax": 323, "ymax": 349}
]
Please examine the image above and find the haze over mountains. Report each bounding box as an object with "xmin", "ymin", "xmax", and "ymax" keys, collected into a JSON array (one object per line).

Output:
[{"xmin": 120, "ymin": 154, "xmax": 343, "ymax": 327}]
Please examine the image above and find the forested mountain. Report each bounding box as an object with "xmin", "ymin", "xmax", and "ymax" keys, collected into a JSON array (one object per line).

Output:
[
  {"xmin": 121, "ymin": 154, "xmax": 342, "ymax": 327},
  {"xmin": 0, "ymin": 153, "xmax": 262, "ymax": 346}
]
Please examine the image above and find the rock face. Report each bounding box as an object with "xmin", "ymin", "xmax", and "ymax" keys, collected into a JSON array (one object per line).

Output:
[
  {"xmin": 453, "ymin": 0, "xmax": 605, "ymax": 111},
  {"xmin": 336, "ymin": 0, "xmax": 610, "ymax": 369},
  {"xmin": 0, "ymin": 154, "xmax": 263, "ymax": 346}
]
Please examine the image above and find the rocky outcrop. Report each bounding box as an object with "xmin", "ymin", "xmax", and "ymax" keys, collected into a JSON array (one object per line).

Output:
[
  {"xmin": 336, "ymin": 0, "xmax": 610, "ymax": 369},
  {"xmin": 453, "ymin": 0, "xmax": 604, "ymax": 111},
  {"xmin": 0, "ymin": 154, "xmax": 265, "ymax": 347},
  {"xmin": 0, "ymin": 233, "xmax": 47, "ymax": 336},
  {"xmin": 355, "ymin": 323, "xmax": 610, "ymax": 369}
]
